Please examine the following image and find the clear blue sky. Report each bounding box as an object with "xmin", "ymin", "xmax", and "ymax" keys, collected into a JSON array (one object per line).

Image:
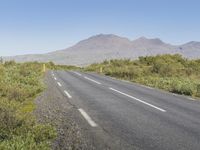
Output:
[{"xmin": 0, "ymin": 0, "xmax": 200, "ymax": 56}]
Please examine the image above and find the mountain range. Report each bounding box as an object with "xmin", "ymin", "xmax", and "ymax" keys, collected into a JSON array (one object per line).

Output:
[{"xmin": 4, "ymin": 34, "xmax": 200, "ymax": 66}]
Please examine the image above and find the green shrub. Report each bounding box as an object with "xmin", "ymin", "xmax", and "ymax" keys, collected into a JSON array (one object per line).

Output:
[
  {"xmin": 0, "ymin": 62, "xmax": 60, "ymax": 149},
  {"xmin": 33, "ymin": 124, "xmax": 57, "ymax": 144},
  {"xmin": 7, "ymin": 86, "xmax": 27, "ymax": 101},
  {"xmin": 0, "ymin": 99, "xmax": 22, "ymax": 141},
  {"xmin": 86, "ymin": 54, "xmax": 200, "ymax": 98},
  {"xmin": 0, "ymin": 132, "xmax": 53, "ymax": 150},
  {"xmin": 196, "ymin": 84, "xmax": 200, "ymax": 97}
]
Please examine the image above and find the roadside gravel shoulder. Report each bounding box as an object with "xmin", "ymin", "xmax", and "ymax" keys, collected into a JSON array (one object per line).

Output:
[{"xmin": 34, "ymin": 72, "xmax": 94, "ymax": 150}]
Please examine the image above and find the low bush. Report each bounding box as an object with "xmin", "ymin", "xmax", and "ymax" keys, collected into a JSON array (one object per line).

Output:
[
  {"xmin": 86, "ymin": 54, "xmax": 200, "ymax": 98},
  {"xmin": 0, "ymin": 61, "xmax": 62, "ymax": 149}
]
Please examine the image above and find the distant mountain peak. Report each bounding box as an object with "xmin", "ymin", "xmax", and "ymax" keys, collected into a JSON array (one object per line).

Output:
[
  {"xmin": 93, "ymin": 34, "xmax": 117, "ymax": 38},
  {"xmin": 150, "ymin": 38, "xmax": 164, "ymax": 44},
  {"xmin": 182, "ymin": 41, "xmax": 200, "ymax": 48},
  {"xmin": 133, "ymin": 36, "xmax": 164, "ymax": 45},
  {"xmin": 137, "ymin": 36, "xmax": 148, "ymax": 40},
  {"xmin": 89, "ymin": 34, "xmax": 130, "ymax": 40},
  {"xmin": 77, "ymin": 34, "xmax": 131, "ymax": 45},
  {"xmin": 184, "ymin": 41, "xmax": 200, "ymax": 45},
  {"xmin": 4, "ymin": 34, "xmax": 200, "ymax": 66}
]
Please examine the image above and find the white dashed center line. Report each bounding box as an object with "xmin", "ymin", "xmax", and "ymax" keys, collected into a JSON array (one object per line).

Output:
[
  {"xmin": 57, "ymin": 82, "xmax": 62, "ymax": 87},
  {"xmin": 78, "ymin": 108, "xmax": 98, "ymax": 127},
  {"xmin": 74, "ymin": 72, "xmax": 82, "ymax": 76},
  {"xmin": 109, "ymin": 87, "xmax": 166, "ymax": 112},
  {"xmin": 84, "ymin": 76, "xmax": 101, "ymax": 85},
  {"xmin": 64, "ymin": 90, "xmax": 72, "ymax": 99}
]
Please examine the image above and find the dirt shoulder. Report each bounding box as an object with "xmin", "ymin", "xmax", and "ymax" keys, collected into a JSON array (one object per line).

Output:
[{"xmin": 34, "ymin": 72, "xmax": 95, "ymax": 150}]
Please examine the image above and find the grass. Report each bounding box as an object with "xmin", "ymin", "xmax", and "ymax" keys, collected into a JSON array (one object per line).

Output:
[
  {"xmin": 85, "ymin": 54, "xmax": 200, "ymax": 98},
  {"xmin": 0, "ymin": 61, "xmax": 79, "ymax": 150},
  {"xmin": 1, "ymin": 55, "xmax": 199, "ymax": 148}
]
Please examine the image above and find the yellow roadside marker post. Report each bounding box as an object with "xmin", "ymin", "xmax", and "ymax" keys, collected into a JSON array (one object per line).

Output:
[
  {"xmin": 42, "ymin": 64, "xmax": 46, "ymax": 73},
  {"xmin": 100, "ymin": 67, "xmax": 103, "ymax": 73}
]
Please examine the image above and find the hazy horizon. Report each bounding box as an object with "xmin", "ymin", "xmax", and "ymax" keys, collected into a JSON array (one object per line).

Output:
[
  {"xmin": 1, "ymin": 0, "xmax": 200, "ymax": 56},
  {"xmin": 3, "ymin": 33, "xmax": 199, "ymax": 57}
]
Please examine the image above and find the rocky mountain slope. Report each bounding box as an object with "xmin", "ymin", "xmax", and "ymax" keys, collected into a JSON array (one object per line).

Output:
[{"xmin": 4, "ymin": 34, "xmax": 200, "ymax": 66}]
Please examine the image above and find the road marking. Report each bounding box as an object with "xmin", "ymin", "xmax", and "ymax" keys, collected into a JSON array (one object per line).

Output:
[
  {"xmin": 188, "ymin": 97, "xmax": 195, "ymax": 101},
  {"xmin": 73, "ymin": 72, "xmax": 82, "ymax": 76},
  {"xmin": 173, "ymin": 94, "xmax": 196, "ymax": 101},
  {"xmin": 109, "ymin": 87, "xmax": 166, "ymax": 112},
  {"xmin": 57, "ymin": 82, "xmax": 62, "ymax": 87},
  {"xmin": 122, "ymin": 80, "xmax": 131, "ymax": 83},
  {"xmin": 146, "ymin": 86, "xmax": 153, "ymax": 89},
  {"xmin": 140, "ymin": 84, "xmax": 153, "ymax": 89},
  {"xmin": 64, "ymin": 90, "xmax": 72, "ymax": 99},
  {"xmin": 54, "ymin": 77, "xmax": 57, "ymax": 80},
  {"xmin": 172, "ymin": 93, "xmax": 177, "ymax": 96},
  {"xmin": 84, "ymin": 76, "xmax": 101, "ymax": 85},
  {"xmin": 78, "ymin": 108, "xmax": 98, "ymax": 127}
]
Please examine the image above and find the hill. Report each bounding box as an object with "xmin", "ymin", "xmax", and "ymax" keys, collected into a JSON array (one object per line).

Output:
[{"xmin": 4, "ymin": 34, "xmax": 200, "ymax": 66}]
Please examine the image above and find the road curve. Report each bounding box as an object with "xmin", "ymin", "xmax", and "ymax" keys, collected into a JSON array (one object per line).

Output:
[{"xmin": 51, "ymin": 70, "xmax": 200, "ymax": 150}]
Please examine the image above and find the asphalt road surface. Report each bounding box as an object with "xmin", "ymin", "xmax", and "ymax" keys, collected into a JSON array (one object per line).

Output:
[{"xmin": 50, "ymin": 70, "xmax": 200, "ymax": 150}]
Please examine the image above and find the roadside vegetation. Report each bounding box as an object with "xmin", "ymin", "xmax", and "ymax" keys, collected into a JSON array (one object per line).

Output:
[
  {"xmin": 86, "ymin": 54, "xmax": 200, "ymax": 98},
  {"xmin": 45, "ymin": 61, "xmax": 79, "ymax": 70},
  {"xmin": 0, "ymin": 61, "xmax": 78, "ymax": 150}
]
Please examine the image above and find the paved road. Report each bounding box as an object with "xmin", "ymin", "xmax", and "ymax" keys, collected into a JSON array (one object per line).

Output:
[{"xmin": 51, "ymin": 70, "xmax": 200, "ymax": 150}]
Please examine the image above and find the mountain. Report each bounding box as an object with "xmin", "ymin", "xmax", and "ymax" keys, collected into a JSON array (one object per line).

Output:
[{"xmin": 4, "ymin": 34, "xmax": 200, "ymax": 66}]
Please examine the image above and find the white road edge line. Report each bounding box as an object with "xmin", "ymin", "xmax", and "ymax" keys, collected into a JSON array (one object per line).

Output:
[
  {"xmin": 78, "ymin": 108, "xmax": 98, "ymax": 127},
  {"xmin": 109, "ymin": 87, "xmax": 166, "ymax": 112},
  {"xmin": 140, "ymin": 84, "xmax": 153, "ymax": 89},
  {"xmin": 188, "ymin": 97, "xmax": 195, "ymax": 101},
  {"xmin": 84, "ymin": 76, "xmax": 101, "ymax": 85},
  {"xmin": 73, "ymin": 72, "xmax": 82, "ymax": 76},
  {"xmin": 57, "ymin": 82, "xmax": 62, "ymax": 87},
  {"xmin": 146, "ymin": 86, "xmax": 153, "ymax": 89},
  {"xmin": 64, "ymin": 90, "xmax": 72, "ymax": 99}
]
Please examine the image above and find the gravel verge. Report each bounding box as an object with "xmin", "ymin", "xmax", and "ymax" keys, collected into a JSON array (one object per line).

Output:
[{"xmin": 34, "ymin": 72, "xmax": 95, "ymax": 150}]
